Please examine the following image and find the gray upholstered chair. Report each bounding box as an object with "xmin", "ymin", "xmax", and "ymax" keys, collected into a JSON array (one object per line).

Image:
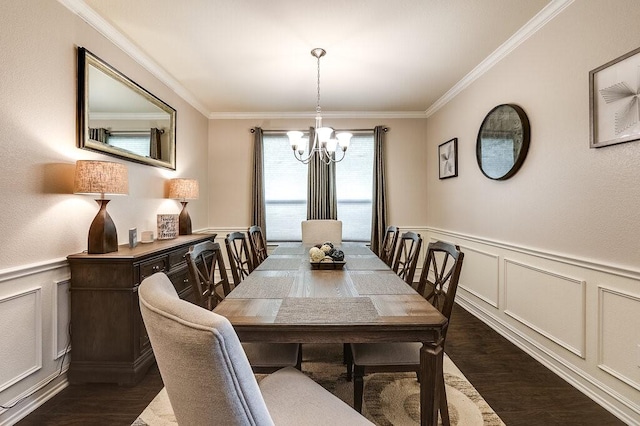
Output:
[
  {"xmin": 301, "ymin": 219, "xmax": 343, "ymax": 245},
  {"xmin": 139, "ymin": 273, "xmax": 373, "ymax": 426},
  {"xmin": 346, "ymin": 241, "xmax": 464, "ymax": 423}
]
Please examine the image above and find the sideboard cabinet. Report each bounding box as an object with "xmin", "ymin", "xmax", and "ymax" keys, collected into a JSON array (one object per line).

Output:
[{"xmin": 67, "ymin": 233, "xmax": 216, "ymax": 385}]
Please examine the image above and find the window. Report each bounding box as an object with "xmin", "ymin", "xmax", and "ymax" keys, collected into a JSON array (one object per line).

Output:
[
  {"xmin": 336, "ymin": 132, "xmax": 374, "ymax": 241},
  {"xmin": 262, "ymin": 131, "xmax": 374, "ymax": 242},
  {"xmin": 108, "ymin": 134, "xmax": 151, "ymax": 157},
  {"xmin": 263, "ymin": 133, "xmax": 308, "ymax": 241}
]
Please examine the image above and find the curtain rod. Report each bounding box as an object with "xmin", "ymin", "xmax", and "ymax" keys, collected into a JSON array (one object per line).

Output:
[{"xmin": 250, "ymin": 127, "xmax": 389, "ymax": 134}]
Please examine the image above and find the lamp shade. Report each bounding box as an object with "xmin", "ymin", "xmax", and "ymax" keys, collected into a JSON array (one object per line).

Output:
[
  {"xmin": 74, "ymin": 160, "xmax": 128, "ymax": 197},
  {"xmin": 168, "ymin": 178, "xmax": 199, "ymax": 200}
]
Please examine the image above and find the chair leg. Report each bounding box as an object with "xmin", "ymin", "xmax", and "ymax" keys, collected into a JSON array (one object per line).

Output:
[
  {"xmin": 353, "ymin": 365, "xmax": 365, "ymax": 413},
  {"xmin": 295, "ymin": 344, "xmax": 303, "ymax": 370},
  {"xmin": 344, "ymin": 344, "xmax": 353, "ymax": 381},
  {"xmin": 439, "ymin": 375, "xmax": 450, "ymax": 426}
]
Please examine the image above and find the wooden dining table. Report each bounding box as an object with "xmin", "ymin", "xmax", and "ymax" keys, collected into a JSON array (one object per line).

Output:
[{"xmin": 213, "ymin": 243, "xmax": 447, "ymax": 426}]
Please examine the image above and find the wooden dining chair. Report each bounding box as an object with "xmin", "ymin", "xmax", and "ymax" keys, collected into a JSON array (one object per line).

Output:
[
  {"xmin": 225, "ymin": 232, "xmax": 254, "ymax": 286},
  {"xmin": 346, "ymin": 241, "xmax": 464, "ymax": 422},
  {"xmin": 392, "ymin": 231, "xmax": 422, "ymax": 285},
  {"xmin": 185, "ymin": 241, "xmax": 301, "ymax": 374},
  {"xmin": 139, "ymin": 273, "xmax": 372, "ymax": 426},
  {"xmin": 379, "ymin": 225, "xmax": 399, "ymax": 267},
  {"xmin": 248, "ymin": 225, "xmax": 268, "ymax": 267},
  {"xmin": 185, "ymin": 241, "xmax": 231, "ymax": 310}
]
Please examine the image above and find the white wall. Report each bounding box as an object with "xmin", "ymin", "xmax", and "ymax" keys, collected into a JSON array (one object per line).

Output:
[
  {"xmin": 426, "ymin": 1, "xmax": 640, "ymax": 423},
  {"xmin": 0, "ymin": 2, "xmax": 209, "ymax": 424}
]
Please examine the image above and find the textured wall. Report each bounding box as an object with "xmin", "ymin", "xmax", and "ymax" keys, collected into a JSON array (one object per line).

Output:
[
  {"xmin": 0, "ymin": 1, "xmax": 209, "ymax": 270},
  {"xmin": 426, "ymin": 1, "xmax": 640, "ymax": 269}
]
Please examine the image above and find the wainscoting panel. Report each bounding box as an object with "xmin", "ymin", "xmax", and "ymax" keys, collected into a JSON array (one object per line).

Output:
[
  {"xmin": 0, "ymin": 259, "xmax": 70, "ymax": 426},
  {"xmin": 504, "ymin": 259, "xmax": 586, "ymax": 358},
  {"xmin": 0, "ymin": 288, "xmax": 42, "ymax": 393},
  {"xmin": 424, "ymin": 227, "xmax": 640, "ymax": 425},
  {"xmin": 458, "ymin": 246, "xmax": 500, "ymax": 309},
  {"xmin": 598, "ymin": 286, "xmax": 640, "ymax": 392},
  {"xmin": 54, "ymin": 280, "xmax": 71, "ymax": 360}
]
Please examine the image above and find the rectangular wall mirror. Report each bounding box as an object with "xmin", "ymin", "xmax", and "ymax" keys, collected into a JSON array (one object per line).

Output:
[{"xmin": 77, "ymin": 47, "xmax": 177, "ymax": 170}]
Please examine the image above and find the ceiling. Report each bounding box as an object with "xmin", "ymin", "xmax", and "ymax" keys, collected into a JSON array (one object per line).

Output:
[{"xmin": 74, "ymin": 0, "xmax": 555, "ymax": 118}]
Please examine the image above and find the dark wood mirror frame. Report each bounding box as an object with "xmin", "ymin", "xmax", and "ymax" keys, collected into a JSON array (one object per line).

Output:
[
  {"xmin": 476, "ymin": 104, "xmax": 530, "ymax": 181},
  {"xmin": 77, "ymin": 47, "xmax": 177, "ymax": 170}
]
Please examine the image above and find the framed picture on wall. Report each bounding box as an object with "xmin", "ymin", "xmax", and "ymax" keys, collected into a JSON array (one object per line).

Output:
[
  {"xmin": 438, "ymin": 138, "xmax": 458, "ymax": 179},
  {"xmin": 589, "ymin": 46, "xmax": 640, "ymax": 148}
]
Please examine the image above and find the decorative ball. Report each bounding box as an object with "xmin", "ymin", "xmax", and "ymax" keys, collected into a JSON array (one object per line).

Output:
[
  {"xmin": 309, "ymin": 247, "xmax": 325, "ymax": 262},
  {"xmin": 320, "ymin": 244, "xmax": 333, "ymax": 254},
  {"xmin": 323, "ymin": 241, "xmax": 334, "ymax": 248},
  {"xmin": 330, "ymin": 249, "xmax": 344, "ymax": 261}
]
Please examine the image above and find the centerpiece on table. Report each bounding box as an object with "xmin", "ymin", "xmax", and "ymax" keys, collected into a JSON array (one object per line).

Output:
[{"xmin": 309, "ymin": 241, "xmax": 346, "ymax": 270}]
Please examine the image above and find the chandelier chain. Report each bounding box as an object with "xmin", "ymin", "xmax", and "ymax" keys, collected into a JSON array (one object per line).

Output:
[{"xmin": 316, "ymin": 53, "xmax": 321, "ymax": 114}]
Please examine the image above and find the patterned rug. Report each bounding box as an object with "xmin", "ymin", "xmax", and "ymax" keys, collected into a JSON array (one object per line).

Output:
[{"xmin": 133, "ymin": 344, "xmax": 504, "ymax": 426}]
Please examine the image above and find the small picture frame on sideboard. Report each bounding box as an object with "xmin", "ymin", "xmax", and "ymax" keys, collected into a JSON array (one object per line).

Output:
[
  {"xmin": 157, "ymin": 214, "xmax": 178, "ymax": 240},
  {"xmin": 128, "ymin": 228, "xmax": 138, "ymax": 248}
]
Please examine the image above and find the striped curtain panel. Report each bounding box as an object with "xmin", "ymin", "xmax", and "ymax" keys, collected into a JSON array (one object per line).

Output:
[
  {"xmin": 370, "ymin": 126, "xmax": 388, "ymax": 255},
  {"xmin": 251, "ymin": 127, "xmax": 267, "ymax": 234},
  {"xmin": 307, "ymin": 127, "xmax": 337, "ymax": 220}
]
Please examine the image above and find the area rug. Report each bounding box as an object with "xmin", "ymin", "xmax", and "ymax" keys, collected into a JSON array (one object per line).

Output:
[{"xmin": 133, "ymin": 344, "xmax": 504, "ymax": 426}]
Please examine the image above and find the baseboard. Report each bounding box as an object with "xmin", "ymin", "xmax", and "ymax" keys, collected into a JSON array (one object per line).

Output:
[{"xmin": 0, "ymin": 376, "xmax": 68, "ymax": 426}]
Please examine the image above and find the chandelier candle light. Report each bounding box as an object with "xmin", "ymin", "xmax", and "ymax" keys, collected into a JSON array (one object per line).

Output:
[
  {"xmin": 287, "ymin": 48, "xmax": 352, "ymax": 164},
  {"xmin": 168, "ymin": 178, "xmax": 199, "ymax": 235},
  {"xmin": 74, "ymin": 160, "xmax": 128, "ymax": 254}
]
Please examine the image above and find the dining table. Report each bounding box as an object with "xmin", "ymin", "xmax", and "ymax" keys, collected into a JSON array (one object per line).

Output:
[{"xmin": 213, "ymin": 242, "xmax": 447, "ymax": 426}]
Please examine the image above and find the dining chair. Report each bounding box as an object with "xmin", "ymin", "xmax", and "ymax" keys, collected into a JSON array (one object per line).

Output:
[
  {"xmin": 346, "ymin": 241, "xmax": 464, "ymax": 422},
  {"xmin": 185, "ymin": 241, "xmax": 231, "ymax": 310},
  {"xmin": 301, "ymin": 219, "xmax": 342, "ymax": 245},
  {"xmin": 186, "ymin": 241, "xmax": 301, "ymax": 373},
  {"xmin": 379, "ymin": 225, "xmax": 399, "ymax": 267},
  {"xmin": 248, "ymin": 225, "xmax": 268, "ymax": 267},
  {"xmin": 139, "ymin": 273, "xmax": 373, "ymax": 426},
  {"xmin": 392, "ymin": 231, "xmax": 422, "ymax": 285},
  {"xmin": 225, "ymin": 231, "xmax": 254, "ymax": 286}
]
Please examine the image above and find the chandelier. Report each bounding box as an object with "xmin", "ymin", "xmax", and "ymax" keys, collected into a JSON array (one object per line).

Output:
[{"xmin": 287, "ymin": 48, "xmax": 352, "ymax": 164}]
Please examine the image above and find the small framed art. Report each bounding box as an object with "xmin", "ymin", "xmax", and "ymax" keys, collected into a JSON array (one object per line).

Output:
[
  {"xmin": 590, "ymin": 46, "xmax": 640, "ymax": 148},
  {"xmin": 157, "ymin": 214, "xmax": 178, "ymax": 240},
  {"xmin": 438, "ymin": 138, "xmax": 458, "ymax": 179}
]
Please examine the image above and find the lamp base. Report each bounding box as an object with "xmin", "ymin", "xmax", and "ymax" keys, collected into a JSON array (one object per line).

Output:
[
  {"xmin": 179, "ymin": 201, "xmax": 192, "ymax": 235},
  {"xmin": 88, "ymin": 199, "xmax": 118, "ymax": 254}
]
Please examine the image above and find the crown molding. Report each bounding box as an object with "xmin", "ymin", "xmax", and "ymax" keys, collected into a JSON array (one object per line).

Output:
[
  {"xmin": 58, "ymin": 0, "xmax": 210, "ymax": 117},
  {"xmin": 208, "ymin": 111, "xmax": 428, "ymax": 120},
  {"xmin": 425, "ymin": 0, "xmax": 574, "ymax": 118}
]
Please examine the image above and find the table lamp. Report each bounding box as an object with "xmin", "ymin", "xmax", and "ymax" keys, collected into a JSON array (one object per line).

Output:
[
  {"xmin": 74, "ymin": 160, "xmax": 128, "ymax": 254},
  {"xmin": 168, "ymin": 178, "xmax": 199, "ymax": 235}
]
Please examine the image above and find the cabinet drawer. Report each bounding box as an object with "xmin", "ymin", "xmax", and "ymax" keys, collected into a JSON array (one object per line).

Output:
[
  {"xmin": 168, "ymin": 267, "xmax": 191, "ymax": 294},
  {"xmin": 168, "ymin": 246, "xmax": 189, "ymax": 268},
  {"xmin": 139, "ymin": 256, "xmax": 168, "ymax": 280}
]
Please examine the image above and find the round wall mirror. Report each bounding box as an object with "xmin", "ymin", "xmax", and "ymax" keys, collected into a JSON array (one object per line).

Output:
[{"xmin": 476, "ymin": 104, "xmax": 530, "ymax": 180}]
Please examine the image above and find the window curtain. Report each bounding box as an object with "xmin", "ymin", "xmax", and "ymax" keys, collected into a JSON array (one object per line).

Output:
[
  {"xmin": 251, "ymin": 127, "xmax": 267, "ymax": 234},
  {"xmin": 307, "ymin": 127, "xmax": 337, "ymax": 220},
  {"xmin": 150, "ymin": 128, "xmax": 162, "ymax": 159},
  {"xmin": 89, "ymin": 128, "xmax": 109, "ymax": 143},
  {"xmin": 370, "ymin": 126, "xmax": 387, "ymax": 255}
]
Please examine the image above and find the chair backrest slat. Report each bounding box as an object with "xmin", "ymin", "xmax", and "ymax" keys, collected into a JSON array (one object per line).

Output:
[
  {"xmin": 416, "ymin": 241, "xmax": 464, "ymax": 331},
  {"xmin": 185, "ymin": 241, "xmax": 231, "ymax": 310},
  {"xmin": 225, "ymin": 232, "xmax": 254, "ymax": 285},
  {"xmin": 248, "ymin": 225, "xmax": 269, "ymax": 267},
  {"xmin": 392, "ymin": 231, "xmax": 422, "ymax": 285},
  {"xmin": 379, "ymin": 225, "xmax": 399, "ymax": 266}
]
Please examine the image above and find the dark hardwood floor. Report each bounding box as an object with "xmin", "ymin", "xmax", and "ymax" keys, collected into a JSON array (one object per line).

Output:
[{"xmin": 16, "ymin": 303, "xmax": 623, "ymax": 425}]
